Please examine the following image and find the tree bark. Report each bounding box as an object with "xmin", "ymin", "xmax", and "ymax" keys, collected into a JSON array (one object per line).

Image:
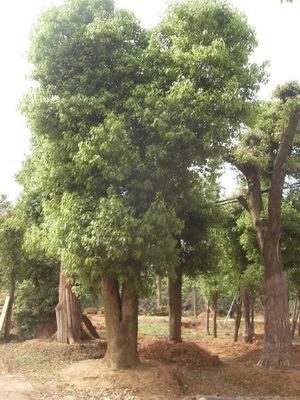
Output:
[
  {"xmin": 157, "ymin": 276, "xmax": 162, "ymax": 308},
  {"xmin": 168, "ymin": 263, "xmax": 182, "ymax": 343},
  {"xmin": 55, "ymin": 264, "xmax": 84, "ymax": 344},
  {"xmin": 243, "ymin": 289, "xmax": 254, "ymax": 343},
  {"xmin": 257, "ymin": 236, "xmax": 293, "ymax": 367},
  {"xmin": 4, "ymin": 279, "xmax": 15, "ymax": 341},
  {"xmin": 101, "ymin": 277, "xmax": 140, "ymax": 369}
]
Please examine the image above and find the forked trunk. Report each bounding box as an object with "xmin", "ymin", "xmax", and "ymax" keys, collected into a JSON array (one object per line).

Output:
[
  {"xmin": 257, "ymin": 237, "xmax": 293, "ymax": 367},
  {"xmin": 168, "ymin": 263, "xmax": 182, "ymax": 343},
  {"xmin": 55, "ymin": 264, "xmax": 84, "ymax": 344},
  {"xmin": 243, "ymin": 289, "xmax": 254, "ymax": 343},
  {"xmin": 101, "ymin": 277, "xmax": 140, "ymax": 369}
]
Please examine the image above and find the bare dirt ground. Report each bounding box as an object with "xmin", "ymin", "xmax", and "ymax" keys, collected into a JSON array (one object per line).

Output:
[{"xmin": 0, "ymin": 315, "xmax": 300, "ymax": 400}]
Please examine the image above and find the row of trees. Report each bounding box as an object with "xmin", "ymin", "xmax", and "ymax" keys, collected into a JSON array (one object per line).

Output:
[{"xmin": 0, "ymin": 0, "xmax": 299, "ymax": 369}]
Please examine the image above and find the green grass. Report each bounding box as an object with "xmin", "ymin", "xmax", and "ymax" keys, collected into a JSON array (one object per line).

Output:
[{"xmin": 14, "ymin": 349, "xmax": 46, "ymax": 368}]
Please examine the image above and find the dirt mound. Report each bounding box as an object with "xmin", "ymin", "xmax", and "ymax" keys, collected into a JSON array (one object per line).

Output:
[
  {"xmin": 139, "ymin": 340, "xmax": 221, "ymax": 369},
  {"xmin": 60, "ymin": 359, "xmax": 185, "ymax": 399}
]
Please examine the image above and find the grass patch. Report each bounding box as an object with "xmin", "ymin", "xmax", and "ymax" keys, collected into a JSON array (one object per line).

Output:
[{"xmin": 14, "ymin": 349, "xmax": 46, "ymax": 368}]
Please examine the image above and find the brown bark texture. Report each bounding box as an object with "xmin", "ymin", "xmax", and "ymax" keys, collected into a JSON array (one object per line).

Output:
[
  {"xmin": 168, "ymin": 263, "xmax": 182, "ymax": 343},
  {"xmin": 101, "ymin": 277, "xmax": 140, "ymax": 369},
  {"xmin": 55, "ymin": 264, "xmax": 84, "ymax": 344},
  {"xmin": 258, "ymin": 250, "xmax": 293, "ymax": 367}
]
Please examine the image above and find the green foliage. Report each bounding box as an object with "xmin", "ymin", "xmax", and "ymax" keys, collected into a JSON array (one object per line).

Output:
[
  {"xmin": 272, "ymin": 80, "xmax": 300, "ymax": 103},
  {"xmin": 13, "ymin": 278, "xmax": 58, "ymax": 335},
  {"xmin": 18, "ymin": 0, "xmax": 264, "ymax": 301}
]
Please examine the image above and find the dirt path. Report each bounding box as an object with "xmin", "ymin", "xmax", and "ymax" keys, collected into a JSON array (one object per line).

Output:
[{"xmin": 0, "ymin": 372, "xmax": 34, "ymax": 400}]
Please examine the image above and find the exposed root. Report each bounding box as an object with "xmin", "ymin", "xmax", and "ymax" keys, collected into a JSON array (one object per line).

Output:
[{"xmin": 257, "ymin": 354, "xmax": 294, "ymax": 369}]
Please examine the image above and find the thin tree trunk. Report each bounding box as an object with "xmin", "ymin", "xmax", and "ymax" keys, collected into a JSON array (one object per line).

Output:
[
  {"xmin": 82, "ymin": 314, "xmax": 100, "ymax": 339},
  {"xmin": 234, "ymin": 295, "xmax": 242, "ymax": 343},
  {"xmin": 55, "ymin": 264, "xmax": 83, "ymax": 344},
  {"xmin": 168, "ymin": 263, "xmax": 182, "ymax": 343},
  {"xmin": 157, "ymin": 276, "xmax": 162, "ymax": 308},
  {"xmin": 192, "ymin": 289, "xmax": 198, "ymax": 318},
  {"xmin": 243, "ymin": 289, "xmax": 253, "ymax": 343},
  {"xmin": 206, "ymin": 303, "xmax": 210, "ymax": 335},
  {"xmin": 212, "ymin": 293, "xmax": 218, "ymax": 339},
  {"xmin": 4, "ymin": 279, "xmax": 15, "ymax": 341},
  {"xmin": 101, "ymin": 277, "xmax": 140, "ymax": 369}
]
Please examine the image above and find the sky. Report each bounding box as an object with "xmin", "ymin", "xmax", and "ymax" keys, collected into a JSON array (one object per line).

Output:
[{"xmin": 0, "ymin": 0, "xmax": 299, "ymax": 202}]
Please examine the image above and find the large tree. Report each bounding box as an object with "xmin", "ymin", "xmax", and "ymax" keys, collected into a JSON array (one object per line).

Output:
[
  {"xmin": 230, "ymin": 81, "xmax": 300, "ymax": 367},
  {"xmin": 20, "ymin": 0, "xmax": 182, "ymax": 368}
]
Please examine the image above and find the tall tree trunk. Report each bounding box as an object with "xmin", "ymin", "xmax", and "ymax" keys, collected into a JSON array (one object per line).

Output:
[
  {"xmin": 243, "ymin": 289, "xmax": 254, "ymax": 343},
  {"xmin": 55, "ymin": 264, "xmax": 83, "ymax": 344},
  {"xmin": 212, "ymin": 293, "xmax": 218, "ymax": 339},
  {"xmin": 101, "ymin": 277, "xmax": 140, "ymax": 369},
  {"xmin": 4, "ymin": 279, "xmax": 15, "ymax": 341},
  {"xmin": 234, "ymin": 295, "xmax": 242, "ymax": 343},
  {"xmin": 157, "ymin": 276, "xmax": 162, "ymax": 308},
  {"xmin": 168, "ymin": 263, "xmax": 182, "ymax": 343}
]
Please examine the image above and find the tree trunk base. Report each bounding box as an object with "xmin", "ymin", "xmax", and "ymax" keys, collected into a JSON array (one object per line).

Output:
[
  {"xmin": 257, "ymin": 353, "xmax": 294, "ymax": 368},
  {"xmin": 101, "ymin": 278, "xmax": 140, "ymax": 370}
]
